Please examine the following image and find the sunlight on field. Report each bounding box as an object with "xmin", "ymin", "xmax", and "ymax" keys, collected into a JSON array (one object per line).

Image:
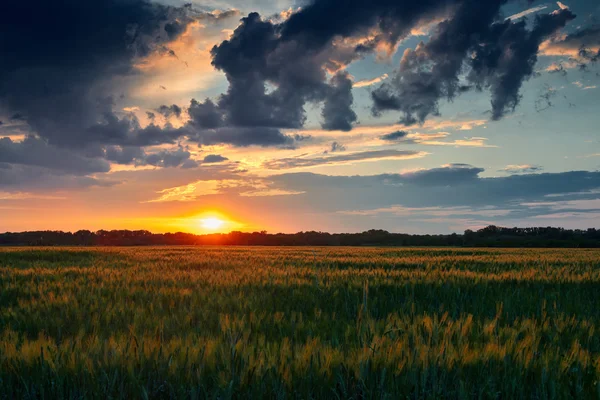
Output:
[{"xmin": 1, "ymin": 246, "xmax": 600, "ymax": 398}]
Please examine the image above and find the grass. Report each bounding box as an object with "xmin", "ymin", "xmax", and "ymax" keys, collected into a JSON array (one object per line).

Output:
[{"xmin": 1, "ymin": 246, "xmax": 599, "ymax": 399}]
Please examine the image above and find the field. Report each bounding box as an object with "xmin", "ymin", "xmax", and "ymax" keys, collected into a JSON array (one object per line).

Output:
[{"xmin": 1, "ymin": 246, "xmax": 600, "ymax": 399}]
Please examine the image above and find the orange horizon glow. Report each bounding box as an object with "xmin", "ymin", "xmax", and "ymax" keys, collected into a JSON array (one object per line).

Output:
[
  {"xmin": 185, "ymin": 211, "xmax": 244, "ymax": 234},
  {"xmin": 115, "ymin": 209, "xmax": 249, "ymax": 234}
]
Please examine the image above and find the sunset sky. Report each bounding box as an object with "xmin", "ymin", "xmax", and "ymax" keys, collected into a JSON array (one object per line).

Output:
[{"xmin": 1, "ymin": 0, "xmax": 600, "ymax": 234}]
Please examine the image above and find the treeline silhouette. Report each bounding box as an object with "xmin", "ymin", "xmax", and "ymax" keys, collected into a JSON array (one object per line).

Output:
[{"xmin": 1, "ymin": 225, "xmax": 600, "ymax": 247}]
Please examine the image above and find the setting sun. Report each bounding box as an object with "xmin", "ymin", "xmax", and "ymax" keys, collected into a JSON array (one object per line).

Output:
[{"xmin": 200, "ymin": 217, "xmax": 225, "ymax": 231}]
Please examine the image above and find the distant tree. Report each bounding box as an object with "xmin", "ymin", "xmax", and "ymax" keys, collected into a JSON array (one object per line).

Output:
[{"xmin": 1, "ymin": 225, "xmax": 599, "ymax": 247}]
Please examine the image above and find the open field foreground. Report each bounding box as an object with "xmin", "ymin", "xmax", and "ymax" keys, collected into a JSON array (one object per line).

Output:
[{"xmin": 1, "ymin": 246, "xmax": 600, "ymax": 399}]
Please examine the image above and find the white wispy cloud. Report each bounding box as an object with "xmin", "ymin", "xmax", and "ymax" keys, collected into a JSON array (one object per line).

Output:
[
  {"xmin": 506, "ymin": 5, "xmax": 548, "ymax": 20},
  {"xmin": 0, "ymin": 192, "xmax": 66, "ymax": 200},
  {"xmin": 353, "ymin": 73, "xmax": 389, "ymax": 88},
  {"xmin": 338, "ymin": 205, "xmax": 511, "ymax": 218},
  {"xmin": 501, "ymin": 164, "xmax": 543, "ymax": 174},
  {"xmin": 145, "ymin": 178, "xmax": 304, "ymax": 202},
  {"xmin": 262, "ymin": 149, "xmax": 428, "ymax": 170}
]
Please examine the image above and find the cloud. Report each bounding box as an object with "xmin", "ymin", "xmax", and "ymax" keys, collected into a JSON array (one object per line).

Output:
[
  {"xmin": 521, "ymin": 198, "xmax": 600, "ymax": 211},
  {"xmin": 338, "ymin": 205, "xmax": 511, "ymax": 218},
  {"xmin": 0, "ymin": 136, "xmax": 110, "ymax": 174},
  {"xmin": 321, "ymin": 72, "xmax": 357, "ymax": 131},
  {"xmin": 192, "ymin": 0, "xmax": 579, "ymax": 142},
  {"xmin": 0, "ymin": 0, "xmax": 246, "ymax": 193},
  {"xmin": 145, "ymin": 178, "xmax": 304, "ymax": 202},
  {"xmin": 328, "ymin": 142, "xmax": 346, "ymax": 153},
  {"xmin": 202, "ymin": 154, "xmax": 229, "ymax": 163},
  {"xmin": 395, "ymin": 163, "xmax": 484, "ymax": 186},
  {"xmin": 379, "ymin": 131, "xmax": 493, "ymax": 147},
  {"xmin": 0, "ymin": 192, "xmax": 66, "ymax": 201},
  {"xmin": 418, "ymin": 136, "xmax": 494, "ymax": 147},
  {"xmin": 135, "ymin": 165, "xmax": 600, "ymax": 231},
  {"xmin": 545, "ymin": 61, "xmax": 578, "ymax": 74},
  {"xmin": 238, "ymin": 189, "xmax": 305, "ymax": 197},
  {"xmin": 573, "ymin": 81, "xmax": 597, "ymax": 90},
  {"xmin": 142, "ymin": 146, "xmax": 196, "ymax": 168},
  {"xmin": 0, "ymin": 0, "xmax": 207, "ymax": 150},
  {"xmin": 146, "ymin": 181, "xmax": 212, "ymax": 202},
  {"xmin": 353, "ymin": 74, "xmax": 389, "ymax": 88},
  {"xmin": 539, "ymin": 26, "xmax": 600, "ymax": 68},
  {"xmin": 501, "ymin": 164, "xmax": 543, "ymax": 174},
  {"xmin": 0, "ymin": 0, "xmax": 247, "ymax": 186},
  {"xmin": 506, "ymin": 6, "xmax": 548, "ymax": 21},
  {"xmin": 188, "ymin": 99, "xmax": 224, "ymax": 129},
  {"xmin": 1, "ymin": 0, "xmax": 579, "ymax": 170},
  {"xmin": 0, "ymin": 164, "xmax": 119, "ymax": 191},
  {"xmin": 188, "ymin": 11, "xmax": 366, "ymax": 137},
  {"xmin": 380, "ymin": 130, "xmax": 409, "ymax": 141},
  {"xmin": 372, "ymin": 7, "xmax": 575, "ymax": 123},
  {"xmin": 259, "ymin": 168, "xmax": 600, "ymax": 229},
  {"xmin": 156, "ymin": 104, "xmax": 183, "ymax": 119},
  {"xmin": 104, "ymin": 145, "xmax": 146, "ymax": 165},
  {"xmin": 263, "ymin": 149, "xmax": 427, "ymax": 170},
  {"xmin": 187, "ymin": 126, "xmax": 297, "ymax": 147},
  {"xmin": 104, "ymin": 144, "xmax": 197, "ymax": 168}
]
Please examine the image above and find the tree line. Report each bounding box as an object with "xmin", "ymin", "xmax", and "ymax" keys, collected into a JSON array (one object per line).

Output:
[{"xmin": 1, "ymin": 225, "xmax": 600, "ymax": 247}]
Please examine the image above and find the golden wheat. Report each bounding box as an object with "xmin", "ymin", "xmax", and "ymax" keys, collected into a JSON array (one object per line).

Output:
[{"xmin": 0, "ymin": 246, "xmax": 599, "ymax": 399}]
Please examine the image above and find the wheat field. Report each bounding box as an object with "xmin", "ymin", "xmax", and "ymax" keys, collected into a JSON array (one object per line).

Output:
[{"xmin": 1, "ymin": 246, "xmax": 599, "ymax": 399}]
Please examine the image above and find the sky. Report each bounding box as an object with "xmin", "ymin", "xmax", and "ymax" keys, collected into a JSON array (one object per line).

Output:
[{"xmin": 1, "ymin": 0, "xmax": 600, "ymax": 234}]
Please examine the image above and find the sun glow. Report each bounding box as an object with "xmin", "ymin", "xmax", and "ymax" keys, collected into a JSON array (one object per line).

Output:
[{"xmin": 200, "ymin": 217, "xmax": 225, "ymax": 231}]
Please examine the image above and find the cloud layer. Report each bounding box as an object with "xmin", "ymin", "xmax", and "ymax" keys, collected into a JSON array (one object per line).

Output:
[{"xmin": 0, "ymin": 0, "xmax": 590, "ymax": 199}]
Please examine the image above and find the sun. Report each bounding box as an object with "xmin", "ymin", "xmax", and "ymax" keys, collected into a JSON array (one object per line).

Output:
[{"xmin": 200, "ymin": 217, "xmax": 225, "ymax": 231}]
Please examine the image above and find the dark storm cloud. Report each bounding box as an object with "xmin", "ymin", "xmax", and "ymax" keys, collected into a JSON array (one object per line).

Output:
[
  {"xmin": 372, "ymin": 6, "xmax": 575, "ymax": 123},
  {"xmin": 0, "ymin": 0, "xmax": 205, "ymax": 149},
  {"xmin": 104, "ymin": 144, "xmax": 196, "ymax": 168},
  {"xmin": 380, "ymin": 130, "xmax": 409, "ymax": 141},
  {"xmin": 104, "ymin": 117, "xmax": 297, "ymax": 150},
  {"xmin": 279, "ymin": 0, "xmax": 455, "ymax": 49},
  {"xmin": 328, "ymin": 142, "xmax": 346, "ymax": 153},
  {"xmin": 202, "ymin": 1, "xmax": 458, "ymax": 133},
  {"xmin": 143, "ymin": 146, "xmax": 196, "ymax": 168},
  {"xmin": 104, "ymin": 146, "xmax": 146, "ymax": 165},
  {"xmin": 0, "ymin": 0, "xmax": 247, "ymax": 181},
  {"xmin": 208, "ymin": 12, "xmax": 312, "ymax": 130},
  {"xmin": 0, "ymin": 137, "xmax": 110, "ymax": 174},
  {"xmin": 201, "ymin": 3, "xmax": 448, "ymax": 135},
  {"xmin": 156, "ymin": 104, "xmax": 183, "ymax": 119},
  {"xmin": 185, "ymin": 95, "xmax": 303, "ymax": 147},
  {"xmin": 188, "ymin": 99, "xmax": 224, "ymax": 129},
  {"xmin": 0, "ymin": 0, "xmax": 584, "ymax": 179},
  {"xmin": 84, "ymin": 112, "xmax": 186, "ymax": 148},
  {"xmin": 0, "ymin": 165, "xmax": 119, "ymax": 190},
  {"xmin": 187, "ymin": 126, "xmax": 296, "ymax": 147},
  {"xmin": 471, "ymin": 10, "xmax": 576, "ymax": 120},
  {"xmin": 202, "ymin": 154, "xmax": 229, "ymax": 163},
  {"xmin": 202, "ymin": 0, "xmax": 580, "ymax": 136},
  {"xmin": 321, "ymin": 72, "xmax": 357, "ymax": 131}
]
